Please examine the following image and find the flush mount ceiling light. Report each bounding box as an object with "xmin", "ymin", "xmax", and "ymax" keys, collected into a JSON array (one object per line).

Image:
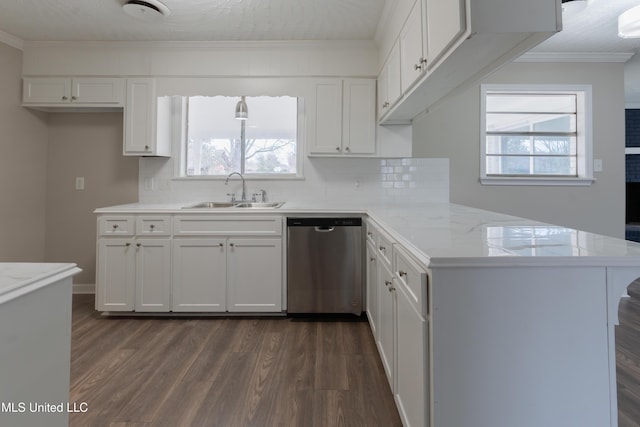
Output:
[
  {"xmin": 619, "ymin": 5, "xmax": 640, "ymax": 38},
  {"xmin": 235, "ymin": 96, "xmax": 248, "ymax": 120},
  {"xmin": 561, "ymin": 0, "xmax": 588, "ymax": 14},
  {"xmin": 122, "ymin": 0, "xmax": 171, "ymax": 22}
]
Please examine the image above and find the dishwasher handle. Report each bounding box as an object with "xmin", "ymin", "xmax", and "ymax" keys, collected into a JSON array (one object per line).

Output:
[{"xmin": 314, "ymin": 226, "xmax": 335, "ymax": 233}]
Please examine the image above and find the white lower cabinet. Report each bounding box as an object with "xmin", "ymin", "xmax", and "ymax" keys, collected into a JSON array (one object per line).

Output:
[
  {"xmin": 366, "ymin": 240, "xmax": 379, "ymax": 337},
  {"xmin": 227, "ymin": 238, "xmax": 282, "ymax": 312},
  {"xmin": 96, "ymin": 237, "xmax": 171, "ymax": 312},
  {"xmin": 377, "ymin": 257, "xmax": 396, "ymax": 387},
  {"xmin": 366, "ymin": 217, "xmax": 430, "ymax": 427},
  {"xmin": 395, "ymin": 278, "xmax": 428, "ymax": 427},
  {"xmin": 172, "ymin": 239, "xmax": 227, "ymax": 312},
  {"xmin": 172, "ymin": 237, "xmax": 282, "ymax": 312}
]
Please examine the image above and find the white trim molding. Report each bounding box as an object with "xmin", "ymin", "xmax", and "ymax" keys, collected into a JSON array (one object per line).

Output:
[
  {"xmin": 516, "ymin": 52, "xmax": 634, "ymax": 63},
  {"xmin": 0, "ymin": 29, "xmax": 23, "ymax": 51},
  {"xmin": 73, "ymin": 283, "xmax": 95, "ymax": 294}
]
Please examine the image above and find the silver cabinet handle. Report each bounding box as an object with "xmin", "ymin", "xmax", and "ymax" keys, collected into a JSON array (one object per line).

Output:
[
  {"xmin": 379, "ymin": 246, "xmax": 386, "ymax": 252},
  {"xmin": 112, "ymin": 224, "xmax": 119, "ymax": 229},
  {"xmin": 384, "ymin": 280, "xmax": 392, "ymax": 287},
  {"xmin": 62, "ymin": 96, "xmax": 68, "ymax": 101},
  {"xmin": 399, "ymin": 270, "xmax": 407, "ymax": 277},
  {"xmin": 414, "ymin": 63, "xmax": 422, "ymax": 71},
  {"xmin": 369, "ymin": 257, "xmax": 376, "ymax": 262},
  {"xmin": 388, "ymin": 285, "xmax": 395, "ymax": 292}
]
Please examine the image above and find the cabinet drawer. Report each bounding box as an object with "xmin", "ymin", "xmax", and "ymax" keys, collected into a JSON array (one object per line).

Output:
[
  {"xmin": 365, "ymin": 219, "xmax": 378, "ymax": 244},
  {"xmin": 377, "ymin": 228, "xmax": 394, "ymax": 268},
  {"xmin": 394, "ymin": 244, "xmax": 429, "ymax": 316},
  {"xmin": 136, "ymin": 216, "xmax": 172, "ymax": 236},
  {"xmin": 173, "ymin": 215, "xmax": 283, "ymax": 236},
  {"xmin": 98, "ymin": 216, "xmax": 135, "ymax": 236}
]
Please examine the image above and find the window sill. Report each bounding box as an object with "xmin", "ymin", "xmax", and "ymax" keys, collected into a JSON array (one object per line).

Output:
[{"xmin": 480, "ymin": 176, "xmax": 595, "ymax": 186}]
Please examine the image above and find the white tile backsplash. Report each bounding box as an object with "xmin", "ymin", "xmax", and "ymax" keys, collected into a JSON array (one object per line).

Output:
[{"xmin": 138, "ymin": 156, "xmax": 449, "ymax": 205}]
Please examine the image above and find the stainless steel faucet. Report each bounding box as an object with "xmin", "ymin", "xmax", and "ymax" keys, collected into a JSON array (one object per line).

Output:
[{"xmin": 225, "ymin": 172, "xmax": 246, "ymax": 202}]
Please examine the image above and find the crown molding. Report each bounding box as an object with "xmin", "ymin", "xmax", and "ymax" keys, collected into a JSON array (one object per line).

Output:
[
  {"xmin": 516, "ymin": 51, "xmax": 634, "ymax": 63},
  {"xmin": 22, "ymin": 39, "xmax": 376, "ymax": 51},
  {"xmin": 0, "ymin": 29, "xmax": 24, "ymax": 51}
]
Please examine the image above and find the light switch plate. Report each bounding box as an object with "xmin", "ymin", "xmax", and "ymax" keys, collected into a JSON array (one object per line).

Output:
[
  {"xmin": 594, "ymin": 159, "xmax": 603, "ymax": 172},
  {"xmin": 75, "ymin": 177, "xmax": 85, "ymax": 190}
]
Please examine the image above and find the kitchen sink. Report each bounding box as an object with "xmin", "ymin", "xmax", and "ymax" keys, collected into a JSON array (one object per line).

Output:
[
  {"xmin": 234, "ymin": 202, "xmax": 285, "ymax": 208},
  {"xmin": 183, "ymin": 201, "xmax": 236, "ymax": 208},
  {"xmin": 182, "ymin": 201, "xmax": 284, "ymax": 209}
]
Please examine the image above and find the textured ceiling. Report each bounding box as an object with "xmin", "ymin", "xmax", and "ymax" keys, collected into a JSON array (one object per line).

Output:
[{"xmin": 0, "ymin": 0, "xmax": 386, "ymax": 42}]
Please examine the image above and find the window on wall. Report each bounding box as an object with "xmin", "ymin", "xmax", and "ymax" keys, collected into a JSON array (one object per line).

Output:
[
  {"xmin": 183, "ymin": 96, "xmax": 300, "ymax": 177},
  {"xmin": 480, "ymin": 84, "xmax": 593, "ymax": 186}
]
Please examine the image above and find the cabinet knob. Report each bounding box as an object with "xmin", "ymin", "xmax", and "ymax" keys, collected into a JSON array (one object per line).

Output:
[
  {"xmin": 399, "ymin": 270, "xmax": 407, "ymax": 277},
  {"xmin": 62, "ymin": 96, "xmax": 68, "ymax": 101},
  {"xmin": 136, "ymin": 243, "xmax": 141, "ymax": 247},
  {"xmin": 383, "ymin": 101, "xmax": 390, "ymax": 108},
  {"xmin": 345, "ymin": 147, "xmax": 350, "ymax": 152},
  {"xmin": 388, "ymin": 285, "xmax": 395, "ymax": 293},
  {"xmin": 369, "ymin": 257, "xmax": 376, "ymax": 262},
  {"xmin": 336, "ymin": 147, "xmax": 341, "ymax": 151},
  {"xmin": 71, "ymin": 96, "xmax": 77, "ymax": 101},
  {"xmin": 384, "ymin": 280, "xmax": 392, "ymax": 287},
  {"xmin": 219, "ymin": 243, "xmax": 224, "ymax": 247},
  {"xmin": 144, "ymin": 145, "xmax": 150, "ymax": 151},
  {"xmin": 149, "ymin": 224, "xmax": 155, "ymax": 230},
  {"xmin": 414, "ymin": 63, "xmax": 422, "ymax": 71},
  {"xmin": 229, "ymin": 242, "xmax": 235, "ymax": 247},
  {"xmin": 125, "ymin": 243, "xmax": 131, "ymax": 247},
  {"xmin": 379, "ymin": 246, "xmax": 386, "ymax": 252},
  {"xmin": 112, "ymin": 224, "xmax": 119, "ymax": 229}
]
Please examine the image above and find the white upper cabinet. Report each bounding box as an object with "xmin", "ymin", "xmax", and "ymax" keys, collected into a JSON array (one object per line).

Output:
[
  {"xmin": 308, "ymin": 78, "xmax": 376, "ymax": 157},
  {"xmin": 400, "ymin": 0, "xmax": 427, "ymax": 95},
  {"xmin": 425, "ymin": 0, "xmax": 466, "ymax": 68},
  {"xmin": 378, "ymin": 0, "xmax": 560, "ymax": 124},
  {"xmin": 378, "ymin": 40, "xmax": 402, "ymax": 120},
  {"xmin": 123, "ymin": 78, "xmax": 171, "ymax": 157},
  {"xmin": 22, "ymin": 77, "xmax": 123, "ymax": 108}
]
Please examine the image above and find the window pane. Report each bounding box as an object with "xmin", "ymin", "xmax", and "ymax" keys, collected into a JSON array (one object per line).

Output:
[
  {"xmin": 185, "ymin": 96, "xmax": 298, "ymax": 176},
  {"xmin": 486, "ymin": 113, "xmax": 575, "ymax": 133},
  {"xmin": 244, "ymin": 97, "xmax": 297, "ymax": 174},
  {"xmin": 486, "ymin": 155, "xmax": 531, "ymax": 175},
  {"xmin": 533, "ymin": 136, "xmax": 575, "ymax": 155},
  {"xmin": 486, "ymin": 94, "xmax": 576, "ymax": 113},
  {"xmin": 486, "ymin": 135, "xmax": 532, "ymax": 155},
  {"xmin": 533, "ymin": 156, "xmax": 576, "ymax": 175}
]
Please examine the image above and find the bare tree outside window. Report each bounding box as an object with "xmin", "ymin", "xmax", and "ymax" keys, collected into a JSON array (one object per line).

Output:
[{"xmin": 186, "ymin": 96, "xmax": 298, "ymax": 176}]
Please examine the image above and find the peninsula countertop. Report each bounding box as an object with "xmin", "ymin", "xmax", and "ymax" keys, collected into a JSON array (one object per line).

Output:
[
  {"xmin": 0, "ymin": 263, "xmax": 81, "ymax": 304},
  {"xmin": 94, "ymin": 201, "xmax": 640, "ymax": 269}
]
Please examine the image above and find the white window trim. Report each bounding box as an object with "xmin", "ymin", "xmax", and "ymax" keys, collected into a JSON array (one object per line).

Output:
[{"xmin": 480, "ymin": 84, "xmax": 594, "ymax": 186}]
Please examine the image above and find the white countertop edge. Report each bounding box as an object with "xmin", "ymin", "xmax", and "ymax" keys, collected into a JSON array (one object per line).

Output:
[{"xmin": 0, "ymin": 263, "xmax": 82, "ymax": 305}]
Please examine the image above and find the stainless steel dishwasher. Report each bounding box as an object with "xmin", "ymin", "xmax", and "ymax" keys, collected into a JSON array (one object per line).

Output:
[{"xmin": 287, "ymin": 217, "xmax": 363, "ymax": 315}]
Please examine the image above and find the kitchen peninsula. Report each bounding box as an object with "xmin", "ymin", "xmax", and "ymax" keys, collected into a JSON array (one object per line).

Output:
[
  {"xmin": 94, "ymin": 201, "xmax": 640, "ymax": 427},
  {"xmin": 0, "ymin": 263, "xmax": 81, "ymax": 427}
]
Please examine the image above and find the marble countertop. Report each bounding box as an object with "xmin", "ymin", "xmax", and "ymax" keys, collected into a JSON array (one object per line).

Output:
[
  {"xmin": 0, "ymin": 263, "xmax": 81, "ymax": 304},
  {"xmin": 94, "ymin": 201, "xmax": 640, "ymax": 268}
]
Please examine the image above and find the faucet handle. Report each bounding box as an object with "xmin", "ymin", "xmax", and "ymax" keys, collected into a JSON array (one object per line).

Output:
[
  {"xmin": 226, "ymin": 193, "xmax": 236, "ymax": 203},
  {"xmin": 259, "ymin": 189, "xmax": 267, "ymax": 202}
]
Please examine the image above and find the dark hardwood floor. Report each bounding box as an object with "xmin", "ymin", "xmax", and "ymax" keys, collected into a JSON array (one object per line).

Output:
[
  {"xmin": 70, "ymin": 290, "xmax": 640, "ymax": 427},
  {"xmin": 68, "ymin": 295, "xmax": 402, "ymax": 427},
  {"xmin": 617, "ymin": 290, "xmax": 640, "ymax": 427}
]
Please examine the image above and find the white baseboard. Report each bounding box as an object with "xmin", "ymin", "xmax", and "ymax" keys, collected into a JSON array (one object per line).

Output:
[{"xmin": 73, "ymin": 283, "xmax": 95, "ymax": 294}]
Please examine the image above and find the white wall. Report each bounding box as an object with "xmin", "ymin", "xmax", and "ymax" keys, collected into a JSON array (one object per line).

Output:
[{"xmin": 413, "ymin": 60, "xmax": 626, "ymax": 238}]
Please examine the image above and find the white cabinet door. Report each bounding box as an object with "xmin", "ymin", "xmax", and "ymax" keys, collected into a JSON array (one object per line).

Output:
[
  {"xmin": 227, "ymin": 238, "xmax": 283, "ymax": 312},
  {"xmin": 22, "ymin": 77, "xmax": 71, "ymax": 104},
  {"xmin": 386, "ymin": 40, "xmax": 402, "ymax": 109},
  {"xmin": 395, "ymin": 279, "xmax": 428, "ymax": 427},
  {"xmin": 377, "ymin": 65, "xmax": 389, "ymax": 121},
  {"xmin": 124, "ymin": 78, "xmax": 170, "ymax": 156},
  {"xmin": 308, "ymin": 79, "xmax": 376, "ymax": 156},
  {"xmin": 308, "ymin": 80, "xmax": 343, "ymax": 155},
  {"xmin": 135, "ymin": 239, "xmax": 172, "ymax": 312},
  {"xmin": 23, "ymin": 77, "xmax": 122, "ymax": 105},
  {"xmin": 425, "ymin": 0, "xmax": 466, "ymax": 68},
  {"xmin": 96, "ymin": 239, "xmax": 135, "ymax": 311},
  {"xmin": 400, "ymin": 0, "xmax": 426, "ymax": 94},
  {"xmin": 377, "ymin": 259, "xmax": 396, "ymax": 388},
  {"xmin": 342, "ymin": 79, "xmax": 376, "ymax": 155},
  {"xmin": 366, "ymin": 241, "xmax": 379, "ymax": 337},
  {"xmin": 72, "ymin": 78, "xmax": 122, "ymax": 104},
  {"xmin": 172, "ymin": 239, "xmax": 227, "ymax": 312}
]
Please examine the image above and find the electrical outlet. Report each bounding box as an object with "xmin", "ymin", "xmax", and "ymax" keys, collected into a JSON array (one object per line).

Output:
[
  {"xmin": 594, "ymin": 159, "xmax": 603, "ymax": 172},
  {"xmin": 143, "ymin": 177, "xmax": 154, "ymax": 191},
  {"xmin": 75, "ymin": 177, "xmax": 85, "ymax": 190}
]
